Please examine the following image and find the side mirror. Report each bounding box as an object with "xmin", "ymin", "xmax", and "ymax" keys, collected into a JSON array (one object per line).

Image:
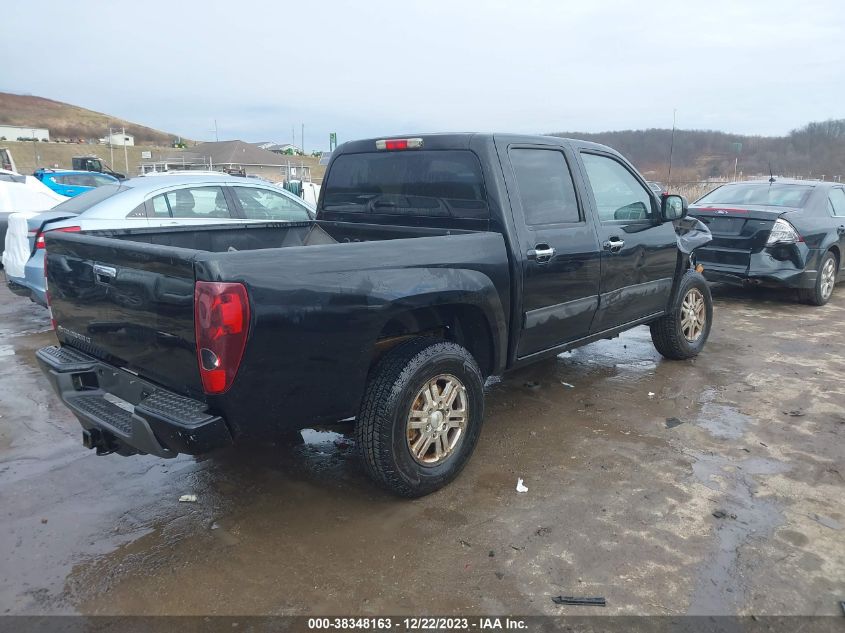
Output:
[{"xmin": 661, "ymin": 194, "xmax": 688, "ymax": 221}]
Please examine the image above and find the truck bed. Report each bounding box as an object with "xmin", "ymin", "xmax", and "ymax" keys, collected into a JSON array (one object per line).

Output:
[
  {"xmin": 82, "ymin": 220, "xmax": 478, "ymax": 252},
  {"xmin": 44, "ymin": 220, "xmax": 510, "ymax": 438}
]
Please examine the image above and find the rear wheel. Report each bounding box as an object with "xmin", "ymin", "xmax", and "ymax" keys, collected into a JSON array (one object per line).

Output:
[
  {"xmin": 799, "ymin": 251, "xmax": 837, "ymax": 306},
  {"xmin": 650, "ymin": 271, "xmax": 713, "ymax": 360},
  {"xmin": 355, "ymin": 337, "xmax": 484, "ymax": 497}
]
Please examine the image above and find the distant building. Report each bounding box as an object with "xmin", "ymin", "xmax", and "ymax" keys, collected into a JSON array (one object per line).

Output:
[
  {"xmin": 252, "ymin": 141, "xmax": 301, "ymax": 155},
  {"xmin": 0, "ymin": 125, "xmax": 50, "ymax": 141},
  {"xmin": 100, "ymin": 132, "xmax": 134, "ymax": 146},
  {"xmin": 139, "ymin": 140, "xmax": 311, "ymax": 181}
]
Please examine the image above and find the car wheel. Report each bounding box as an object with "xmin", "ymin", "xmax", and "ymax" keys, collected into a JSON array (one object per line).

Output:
[
  {"xmin": 355, "ymin": 337, "xmax": 484, "ymax": 497},
  {"xmin": 799, "ymin": 250, "xmax": 837, "ymax": 306},
  {"xmin": 650, "ymin": 271, "xmax": 713, "ymax": 360}
]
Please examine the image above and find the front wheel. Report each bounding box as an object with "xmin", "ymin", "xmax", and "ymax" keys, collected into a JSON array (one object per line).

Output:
[
  {"xmin": 650, "ymin": 271, "xmax": 713, "ymax": 360},
  {"xmin": 355, "ymin": 337, "xmax": 485, "ymax": 497}
]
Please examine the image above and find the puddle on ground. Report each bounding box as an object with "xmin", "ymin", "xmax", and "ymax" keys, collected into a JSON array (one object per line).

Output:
[
  {"xmin": 553, "ymin": 327, "xmax": 662, "ymax": 387},
  {"xmin": 694, "ymin": 388, "xmax": 752, "ymax": 440},
  {"xmin": 687, "ymin": 449, "xmax": 789, "ymax": 614},
  {"xmin": 300, "ymin": 428, "xmax": 345, "ymax": 446}
]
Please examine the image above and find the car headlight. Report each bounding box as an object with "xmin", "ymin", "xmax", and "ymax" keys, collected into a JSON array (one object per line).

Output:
[{"xmin": 766, "ymin": 218, "xmax": 801, "ymax": 246}]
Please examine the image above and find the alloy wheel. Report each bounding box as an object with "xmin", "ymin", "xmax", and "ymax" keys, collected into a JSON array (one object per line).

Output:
[
  {"xmin": 406, "ymin": 374, "xmax": 468, "ymax": 466},
  {"xmin": 681, "ymin": 288, "xmax": 706, "ymax": 342}
]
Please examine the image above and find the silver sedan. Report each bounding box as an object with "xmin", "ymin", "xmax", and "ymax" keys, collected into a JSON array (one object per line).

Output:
[{"xmin": 3, "ymin": 174, "xmax": 314, "ymax": 306}]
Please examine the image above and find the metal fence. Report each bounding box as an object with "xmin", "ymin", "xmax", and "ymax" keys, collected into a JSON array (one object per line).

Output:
[{"xmin": 666, "ymin": 181, "xmax": 728, "ymax": 202}]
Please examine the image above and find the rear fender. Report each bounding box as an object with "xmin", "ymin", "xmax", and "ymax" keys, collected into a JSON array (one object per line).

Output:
[{"xmin": 372, "ymin": 268, "xmax": 508, "ymax": 376}]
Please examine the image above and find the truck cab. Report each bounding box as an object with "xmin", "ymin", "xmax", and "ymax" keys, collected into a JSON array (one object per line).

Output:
[{"xmin": 72, "ymin": 156, "xmax": 125, "ymax": 180}]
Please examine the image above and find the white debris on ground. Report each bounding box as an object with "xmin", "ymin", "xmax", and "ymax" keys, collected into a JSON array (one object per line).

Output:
[
  {"xmin": 179, "ymin": 494, "xmax": 198, "ymax": 503},
  {"xmin": 516, "ymin": 478, "xmax": 528, "ymax": 493}
]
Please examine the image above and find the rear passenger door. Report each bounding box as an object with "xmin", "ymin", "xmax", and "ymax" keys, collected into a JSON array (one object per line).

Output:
[
  {"xmin": 502, "ymin": 143, "xmax": 601, "ymax": 358},
  {"xmin": 146, "ymin": 185, "xmax": 238, "ymax": 227},
  {"xmin": 229, "ymin": 186, "xmax": 314, "ymax": 222},
  {"xmin": 578, "ymin": 151, "xmax": 678, "ymax": 333}
]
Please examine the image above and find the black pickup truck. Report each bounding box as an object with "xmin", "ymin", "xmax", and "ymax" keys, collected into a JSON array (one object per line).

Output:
[{"xmin": 37, "ymin": 134, "xmax": 713, "ymax": 496}]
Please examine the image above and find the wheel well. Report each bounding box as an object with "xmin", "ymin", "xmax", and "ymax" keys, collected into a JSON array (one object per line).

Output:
[
  {"xmin": 828, "ymin": 245, "xmax": 840, "ymax": 268},
  {"xmin": 375, "ymin": 305, "xmax": 495, "ymax": 376}
]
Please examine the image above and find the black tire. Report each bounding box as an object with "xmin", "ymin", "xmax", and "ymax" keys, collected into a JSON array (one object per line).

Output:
[
  {"xmin": 799, "ymin": 250, "xmax": 837, "ymax": 306},
  {"xmin": 355, "ymin": 337, "xmax": 484, "ymax": 497},
  {"xmin": 650, "ymin": 271, "xmax": 713, "ymax": 360}
]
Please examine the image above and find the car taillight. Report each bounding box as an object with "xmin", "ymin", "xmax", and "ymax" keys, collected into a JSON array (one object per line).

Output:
[
  {"xmin": 375, "ymin": 137, "xmax": 423, "ymax": 150},
  {"xmin": 194, "ymin": 281, "xmax": 250, "ymax": 395},
  {"xmin": 766, "ymin": 218, "xmax": 802, "ymax": 246},
  {"xmin": 36, "ymin": 225, "xmax": 82, "ymax": 249}
]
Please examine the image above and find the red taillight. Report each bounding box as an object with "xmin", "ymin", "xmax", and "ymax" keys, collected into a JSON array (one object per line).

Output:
[
  {"xmin": 194, "ymin": 281, "xmax": 250, "ymax": 395},
  {"xmin": 36, "ymin": 225, "xmax": 82, "ymax": 249},
  {"xmin": 375, "ymin": 137, "xmax": 423, "ymax": 151}
]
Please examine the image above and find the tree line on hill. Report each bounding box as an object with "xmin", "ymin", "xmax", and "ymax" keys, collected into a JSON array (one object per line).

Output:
[{"xmin": 550, "ymin": 119, "xmax": 845, "ymax": 183}]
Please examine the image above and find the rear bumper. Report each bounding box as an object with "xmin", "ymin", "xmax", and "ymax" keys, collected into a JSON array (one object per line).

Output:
[
  {"xmin": 36, "ymin": 345, "xmax": 232, "ymax": 458},
  {"xmin": 6, "ymin": 275, "xmax": 32, "ymax": 298},
  {"xmin": 23, "ymin": 250, "xmax": 48, "ymax": 306},
  {"xmin": 2, "ymin": 255, "xmax": 47, "ymax": 307},
  {"xmin": 698, "ymin": 246, "xmax": 819, "ymax": 289},
  {"xmin": 702, "ymin": 266, "xmax": 816, "ymax": 289}
]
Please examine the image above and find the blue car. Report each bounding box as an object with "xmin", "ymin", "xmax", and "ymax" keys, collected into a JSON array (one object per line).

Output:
[{"xmin": 33, "ymin": 169, "xmax": 119, "ymax": 197}]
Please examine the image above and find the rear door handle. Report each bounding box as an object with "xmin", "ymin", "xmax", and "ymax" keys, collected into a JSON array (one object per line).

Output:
[
  {"xmin": 603, "ymin": 238, "xmax": 625, "ymax": 253},
  {"xmin": 527, "ymin": 244, "xmax": 555, "ymax": 263}
]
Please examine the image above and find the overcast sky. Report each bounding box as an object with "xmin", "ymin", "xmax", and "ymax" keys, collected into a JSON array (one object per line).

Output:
[{"xmin": 2, "ymin": 0, "xmax": 844, "ymax": 150}]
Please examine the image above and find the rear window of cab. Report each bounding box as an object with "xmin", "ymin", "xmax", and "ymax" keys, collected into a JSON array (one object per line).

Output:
[{"xmin": 322, "ymin": 150, "xmax": 489, "ymax": 221}]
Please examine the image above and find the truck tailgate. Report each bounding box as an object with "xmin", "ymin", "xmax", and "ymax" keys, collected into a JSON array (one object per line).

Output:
[{"xmin": 45, "ymin": 232, "xmax": 203, "ymax": 397}]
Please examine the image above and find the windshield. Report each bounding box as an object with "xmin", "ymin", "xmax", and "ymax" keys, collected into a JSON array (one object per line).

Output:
[
  {"xmin": 49, "ymin": 183, "xmax": 130, "ymax": 214},
  {"xmin": 696, "ymin": 183, "xmax": 813, "ymax": 208},
  {"xmin": 322, "ymin": 150, "xmax": 488, "ymax": 220}
]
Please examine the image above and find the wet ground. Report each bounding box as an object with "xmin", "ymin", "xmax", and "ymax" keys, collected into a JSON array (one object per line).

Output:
[{"xmin": 0, "ymin": 281, "xmax": 843, "ymax": 616}]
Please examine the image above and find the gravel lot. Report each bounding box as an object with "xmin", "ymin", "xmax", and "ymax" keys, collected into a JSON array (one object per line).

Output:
[{"xmin": 0, "ymin": 281, "xmax": 843, "ymax": 616}]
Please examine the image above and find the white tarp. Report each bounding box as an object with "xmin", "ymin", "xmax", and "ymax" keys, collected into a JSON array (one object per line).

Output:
[
  {"xmin": 0, "ymin": 175, "xmax": 67, "ymax": 213},
  {"xmin": 2, "ymin": 211, "xmax": 39, "ymax": 278},
  {"xmin": 1, "ymin": 175, "xmax": 67, "ymax": 277}
]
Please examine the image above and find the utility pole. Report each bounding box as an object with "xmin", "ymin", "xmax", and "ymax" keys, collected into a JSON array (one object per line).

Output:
[
  {"xmin": 109, "ymin": 127, "xmax": 115, "ymax": 167},
  {"xmin": 666, "ymin": 109, "xmax": 676, "ymax": 190},
  {"xmin": 731, "ymin": 142, "xmax": 742, "ymax": 182},
  {"xmin": 122, "ymin": 127, "xmax": 129, "ymax": 174},
  {"xmin": 301, "ymin": 123, "xmax": 305, "ymax": 154},
  {"xmin": 31, "ymin": 129, "xmax": 38, "ymax": 167},
  {"xmin": 214, "ymin": 120, "xmax": 219, "ymax": 142}
]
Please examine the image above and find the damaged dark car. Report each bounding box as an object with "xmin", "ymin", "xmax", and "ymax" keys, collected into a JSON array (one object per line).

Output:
[{"xmin": 689, "ymin": 179, "xmax": 845, "ymax": 305}]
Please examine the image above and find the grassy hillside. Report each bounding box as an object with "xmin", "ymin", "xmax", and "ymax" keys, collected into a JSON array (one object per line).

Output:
[
  {"xmin": 0, "ymin": 92, "xmax": 187, "ymax": 145},
  {"xmin": 551, "ymin": 119, "xmax": 845, "ymax": 184},
  {"xmin": 3, "ymin": 140, "xmax": 166, "ymax": 176},
  {"xmin": 3, "ymin": 140, "xmax": 326, "ymax": 182}
]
